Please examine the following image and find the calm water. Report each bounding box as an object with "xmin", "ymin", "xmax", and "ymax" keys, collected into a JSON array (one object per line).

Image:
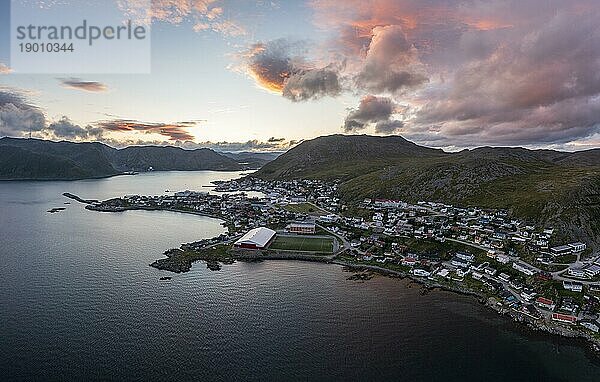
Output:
[{"xmin": 1, "ymin": 171, "xmax": 599, "ymax": 381}]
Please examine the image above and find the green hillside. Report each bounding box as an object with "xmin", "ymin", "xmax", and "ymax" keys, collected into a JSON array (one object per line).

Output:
[{"xmin": 254, "ymin": 135, "xmax": 600, "ymax": 247}]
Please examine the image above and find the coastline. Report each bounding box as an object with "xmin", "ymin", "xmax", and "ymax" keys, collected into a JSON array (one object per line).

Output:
[
  {"xmin": 331, "ymin": 259, "xmax": 600, "ymax": 355},
  {"xmin": 0, "ymin": 169, "xmax": 251, "ymax": 182},
  {"xmin": 72, "ymin": 192, "xmax": 600, "ymax": 356},
  {"xmin": 154, "ymin": 247, "xmax": 600, "ymax": 355},
  {"xmin": 0, "ymin": 172, "xmax": 124, "ymax": 182}
]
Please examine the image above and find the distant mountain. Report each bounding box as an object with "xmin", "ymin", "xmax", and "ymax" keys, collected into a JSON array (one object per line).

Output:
[
  {"xmin": 0, "ymin": 138, "xmax": 242, "ymax": 180},
  {"xmin": 104, "ymin": 145, "xmax": 242, "ymax": 172},
  {"xmin": 254, "ymin": 134, "xmax": 600, "ymax": 247},
  {"xmin": 221, "ymin": 151, "xmax": 281, "ymax": 169}
]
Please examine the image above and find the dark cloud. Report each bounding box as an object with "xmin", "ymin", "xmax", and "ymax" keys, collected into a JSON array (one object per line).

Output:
[
  {"xmin": 375, "ymin": 120, "xmax": 405, "ymax": 134},
  {"xmin": 59, "ymin": 78, "xmax": 108, "ymax": 92},
  {"xmin": 46, "ymin": 116, "xmax": 104, "ymax": 139},
  {"xmin": 283, "ymin": 64, "xmax": 343, "ymax": 101},
  {"xmin": 344, "ymin": 95, "xmax": 404, "ymax": 133},
  {"xmin": 267, "ymin": 137, "xmax": 285, "ymax": 142},
  {"xmin": 0, "ymin": 88, "xmax": 46, "ymax": 137},
  {"xmin": 243, "ymin": 39, "xmax": 343, "ymax": 101},
  {"xmin": 96, "ymin": 119, "xmax": 197, "ymax": 141}
]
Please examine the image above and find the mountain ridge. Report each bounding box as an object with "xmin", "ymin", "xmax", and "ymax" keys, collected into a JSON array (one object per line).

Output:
[{"xmin": 0, "ymin": 137, "xmax": 243, "ymax": 180}]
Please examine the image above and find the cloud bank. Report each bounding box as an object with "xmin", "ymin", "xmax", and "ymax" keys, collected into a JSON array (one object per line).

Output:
[
  {"xmin": 238, "ymin": 0, "xmax": 600, "ymax": 148},
  {"xmin": 118, "ymin": 0, "xmax": 245, "ymax": 36},
  {"xmin": 0, "ymin": 89, "xmax": 46, "ymax": 137}
]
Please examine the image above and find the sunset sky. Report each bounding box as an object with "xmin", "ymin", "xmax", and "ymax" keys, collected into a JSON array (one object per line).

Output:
[{"xmin": 0, "ymin": 0, "xmax": 599, "ymax": 151}]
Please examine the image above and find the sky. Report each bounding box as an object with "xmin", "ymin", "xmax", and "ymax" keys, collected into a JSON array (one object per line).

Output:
[{"xmin": 0, "ymin": 0, "xmax": 599, "ymax": 152}]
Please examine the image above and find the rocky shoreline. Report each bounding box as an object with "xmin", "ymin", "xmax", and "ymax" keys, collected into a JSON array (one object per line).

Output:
[
  {"xmin": 150, "ymin": 245, "xmax": 600, "ymax": 354},
  {"xmin": 333, "ymin": 260, "xmax": 600, "ymax": 355}
]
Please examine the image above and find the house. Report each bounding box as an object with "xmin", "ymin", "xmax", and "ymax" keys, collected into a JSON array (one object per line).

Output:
[
  {"xmin": 563, "ymin": 280, "xmax": 583, "ymax": 292},
  {"xmin": 584, "ymin": 264, "xmax": 600, "ymax": 278},
  {"xmin": 402, "ymin": 257, "xmax": 418, "ymax": 267},
  {"xmin": 552, "ymin": 313, "xmax": 577, "ymax": 324},
  {"xmin": 520, "ymin": 289, "xmax": 537, "ymax": 302},
  {"xmin": 510, "ymin": 280, "xmax": 524, "ymax": 290},
  {"xmin": 559, "ymin": 298, "xmax": 579, "ymax": 314},
  {"xmin": 499, "ymin": 273, "xmax": 510, "ymax": 282},
  {"xmin": 512, "ymin": 262, "xmax": 537, "ymax": 276},
  {"xmin": 412, "ymin": 269, "xmax": 431, "ymax": 277},
  {"xmin": 568, "ymin": 267, "xmax": 588, "ymax": 279},
  {"xmin": 550, "ymin": 245, "xmax": 573, "ymax": 256},
  {"xmin": 451, "ymin": 256, "xmax": 471, "ymax": 268},
  {"xmin": 456, "ymin": 252, "xmax": 475, "ymax": 262},
  {"xmin": 234, "ymin": 227, "xmax": 276, "ymax": 249},
  {"xmin": 535, "ymin": 297, "xmax": 556, "ymax": 310},
  {"xmin": 318, "ymin": 214, "xmax": 338, "ymax": 223},
  {"xmin": 568, "ymin": 242, "xmax": 587, "ymax": 253}
]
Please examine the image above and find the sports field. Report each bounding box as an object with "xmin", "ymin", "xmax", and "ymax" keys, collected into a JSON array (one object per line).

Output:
[
  {"xmin": 269, "ymin": 235, "xmax": 334, "ymax": 253},
  {"xmin": 280, "ymin": 203, "xmax": 329, "ymax": 216}
]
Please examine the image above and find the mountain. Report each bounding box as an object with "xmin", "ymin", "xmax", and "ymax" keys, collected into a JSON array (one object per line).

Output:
[
  {"xmin": 221, "ymin": 151, "xmax": 281, "ymax": 169},
  {"xmin": 104, "ymin": 145, "xmax": 242, "ymax": 172},
  {"xmin": 0, "ymin": 138, "xmax": 242, "ymax": 180},
  {"xmin": 254, "ymin": 135, "xmax": 600, "ymax": 247},
  {"xmin": 256, "ymin": 135, "xmax": 445, "ymax": 179}
]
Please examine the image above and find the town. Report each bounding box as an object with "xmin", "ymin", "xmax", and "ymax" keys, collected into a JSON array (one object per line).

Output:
[{"xmin": 84, "ymin": 176, "xmax": 600, "ymax": 346}]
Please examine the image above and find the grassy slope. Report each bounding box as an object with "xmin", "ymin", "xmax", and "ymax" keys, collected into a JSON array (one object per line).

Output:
[{"xmin": 255, "ymin": 135, "xmax": 600, "ymax": 247}]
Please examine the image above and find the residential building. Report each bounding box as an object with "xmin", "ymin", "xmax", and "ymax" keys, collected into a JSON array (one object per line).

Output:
[
  {"xmin": 552, "ymin": 313, "xmax": 577, "ymax": 324},
  {"xmin": 512, "ymin": 262, "xmax": 537, "ymax": 276},
  {"xmin": 568, "ymin": 242, "xmax": 587, "ymax": 253},
  {"xmin": 535, "ymin": 297, "xmax": 556, "ymax": 310},
  {"xmin": 550, "ymin": 245, "xmax": 573, "ymax": 256},
  {"xmin": 563, "ymin": 280, "xmax": 583, "ymax": 292}
]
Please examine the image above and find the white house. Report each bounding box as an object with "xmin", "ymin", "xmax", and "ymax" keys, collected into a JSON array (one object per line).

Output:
[{"xmin": 568, "ymin": 242, "xmax": 587, "ymax": 253}]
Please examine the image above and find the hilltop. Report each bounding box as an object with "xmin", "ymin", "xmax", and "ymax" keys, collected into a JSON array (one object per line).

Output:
[
  {"xmin": 254, "ymin": 135, "xmax": 600, "ymax": 247},
  {"xmin": 0, "ymin": 137, "xmax": 242, "ymax": 180}
]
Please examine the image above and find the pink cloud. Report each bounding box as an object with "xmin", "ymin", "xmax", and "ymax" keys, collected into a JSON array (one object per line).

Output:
[{"xmin": 119, "ymin": 0, "xmax": 246, "ymax": 36}]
